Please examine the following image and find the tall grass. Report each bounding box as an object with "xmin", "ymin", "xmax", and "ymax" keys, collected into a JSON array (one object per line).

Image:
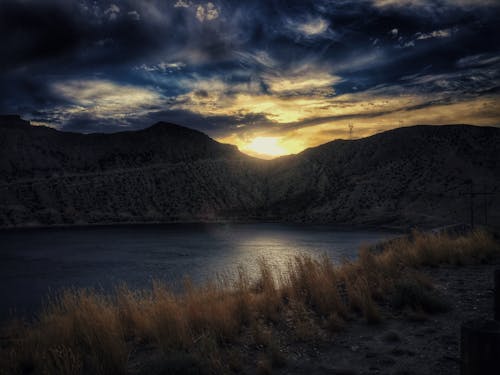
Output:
[{"xmin": 1, "ymin": 229, "xmax": 498, "ymax": 374}]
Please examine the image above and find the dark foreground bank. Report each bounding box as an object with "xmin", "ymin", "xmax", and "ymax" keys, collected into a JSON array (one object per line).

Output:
[{"xmin": 0, "ymin": 229, "xmax": 499, "ymax": 375}]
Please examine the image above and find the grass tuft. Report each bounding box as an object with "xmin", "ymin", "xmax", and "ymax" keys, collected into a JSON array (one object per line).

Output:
[{"xmin": 391, "ymin": 277, "xmax": 449, "ymax": 314}]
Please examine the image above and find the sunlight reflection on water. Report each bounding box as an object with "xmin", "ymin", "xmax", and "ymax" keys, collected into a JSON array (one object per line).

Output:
[{"xmin": 0, "ymin": 223, "xmax": 399, "ymax": 319}]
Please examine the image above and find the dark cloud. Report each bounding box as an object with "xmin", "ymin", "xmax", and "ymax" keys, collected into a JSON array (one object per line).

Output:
[
  {"xmin": 0, "ymin": 0, "xmax": 499, "ymax": 149},
  {"xmin": 0, "ymin": 1, "xmax": 82, "ymax": 71}
]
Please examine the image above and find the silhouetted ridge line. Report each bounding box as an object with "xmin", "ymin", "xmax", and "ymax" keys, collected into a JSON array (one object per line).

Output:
[{"xmin": 0, "ymin": 117, "xmax": 498, "ymax": 227}]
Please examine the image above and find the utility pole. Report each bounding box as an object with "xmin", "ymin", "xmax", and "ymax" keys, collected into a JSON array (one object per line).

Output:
[
  {"xmin": 348, "ymin": 123, "xmax": 354, "ymax": 140},
  {"xmin": 460, "ymin": 180, "xmax": 496, "ymax": 228},
  {"xmin": 470, "ymin": 181, "xmax": 474, "ymax": 229},
  {"xmin": 484, "ymin": 183, "xmax": 488, "ymax": 226}
]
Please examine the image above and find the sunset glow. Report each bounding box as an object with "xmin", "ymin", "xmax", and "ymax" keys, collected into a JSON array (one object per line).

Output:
[
  {"xmin": 242, "ymin": 137, "xmax": 287, "ymax": 158},
  {"xmin": 0, "ymin": 0, "xmax": 498, "ymax": 155}
]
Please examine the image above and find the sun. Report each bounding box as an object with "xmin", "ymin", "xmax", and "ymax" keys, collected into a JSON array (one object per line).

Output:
[
  {"xmin": 243, "ymin": 137, "xmax": 287, "ymax": 158},
  {"xmin": 218, "ymin": 133, "xmax": 306, "ymax": 159}
]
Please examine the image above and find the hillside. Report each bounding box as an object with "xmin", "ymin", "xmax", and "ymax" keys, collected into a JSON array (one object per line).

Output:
[
  {"xmin": 0, "ymin": 116, "xmax": 499, "ymax": 227},
  {"xmin": 0, "ymin": 116, "xmax": 242, "ymax": 178},
  {"xmin": 266, "ymin": 125, "xmax": 500, "ymax": 226},
  {"xmin": 0, "ymin": 116, "xmax": 267, "ymax": 225}
]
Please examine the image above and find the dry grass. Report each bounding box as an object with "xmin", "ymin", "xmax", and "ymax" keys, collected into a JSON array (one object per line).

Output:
[{"xmin": 1, "ymin": 229, "xmax": 498, "ymax": 374}]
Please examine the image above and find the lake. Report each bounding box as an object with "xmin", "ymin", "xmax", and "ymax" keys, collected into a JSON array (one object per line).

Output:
[{"xmin": 0, "ymin": 223, "xmax": 399, "ymax": 320}]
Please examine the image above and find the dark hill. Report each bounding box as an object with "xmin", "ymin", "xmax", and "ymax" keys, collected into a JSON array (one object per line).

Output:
[
  {"xmin": 0, "ymin": 117, "xmax": 498, "ymax": 228},
  {"xmin": 266, "ymin": 125, "xmax": 500, "ymax": 226},
  {"xmin": 0, "ymin": 117, "xmax": 266, "ymax": 225},
  {"xmin": 0, "ymin": 119, "xmax": 240, "ymax": 179}
]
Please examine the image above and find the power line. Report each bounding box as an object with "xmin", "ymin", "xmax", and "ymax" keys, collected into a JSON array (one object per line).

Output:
[{"xmin": 459, "ymin": 180, "xmax": 497, "ymax": 228}]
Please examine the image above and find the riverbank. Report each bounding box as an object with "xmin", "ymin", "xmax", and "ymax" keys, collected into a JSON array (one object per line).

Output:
[
  {"xmin": 0, "ymin": 224, "xmax": 399, "ymax": 322},
  {"xmin": 0, "ymin": 219, "xmax": 409, "ymax": 233},
  {"xmin": 1, "ymin": 229, "xmax": 499, "ymax": 374}
]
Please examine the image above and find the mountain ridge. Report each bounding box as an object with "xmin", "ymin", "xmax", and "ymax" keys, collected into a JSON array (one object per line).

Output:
[
  {"xmin": 0, "ymin": 116, "xmax": 498, "ymax": 228},
  {"xmin": 0, "ymin": 118, "xmax": 244, "ymax": 179}
]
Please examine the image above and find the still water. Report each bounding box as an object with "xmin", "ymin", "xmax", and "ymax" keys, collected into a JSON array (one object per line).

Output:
[{"xmin": 0, "ymin": 223, "xmax": 398, "ymax": 320}]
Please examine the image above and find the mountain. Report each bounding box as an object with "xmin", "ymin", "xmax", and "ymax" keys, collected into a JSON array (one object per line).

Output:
[
  {"xmin": 0, "ymin": 118, "xmax": 241, "ymax": 178},
  {"xmin": 0, "ymin": 116, "xmax": 499, "ymax": 228},
  {"xmin": 266, "ymin": 125, "xmax": 500, "ymax": 226},
  {"xmin": 0, "ymin": 117, "xmax": 267, "ymax": 225}
]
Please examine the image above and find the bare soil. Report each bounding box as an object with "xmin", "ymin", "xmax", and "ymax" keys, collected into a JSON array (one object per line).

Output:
[{"xmin": 268, "ymin": 261, "xmax": 499, "ymax": 375}]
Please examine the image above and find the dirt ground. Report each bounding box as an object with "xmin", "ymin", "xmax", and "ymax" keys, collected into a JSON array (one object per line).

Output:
[{"xmin": 268, "ymin": 261, "xmax": 499, "ymax": 375}]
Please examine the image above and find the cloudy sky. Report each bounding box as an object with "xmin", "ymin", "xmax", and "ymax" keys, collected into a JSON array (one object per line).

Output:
[{"xmin": 1, "ymin": 0, "xmax": 499, "ymax": 157}]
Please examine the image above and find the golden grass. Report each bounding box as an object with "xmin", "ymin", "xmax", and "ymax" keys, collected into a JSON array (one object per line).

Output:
[{"xmin": 1, "ymin": 229, "xmax": 498, "ymax": 374}]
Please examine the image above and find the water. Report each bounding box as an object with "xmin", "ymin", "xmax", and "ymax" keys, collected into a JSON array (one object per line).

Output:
[{"xmin": 0, "ymin": 223, "xmax": 398, "ymax": 320}]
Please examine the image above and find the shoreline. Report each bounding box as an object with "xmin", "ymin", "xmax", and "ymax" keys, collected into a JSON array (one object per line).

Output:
[
  {"xmin": 0, "ymin": 219, "xmax": 433, "ymax": 234},
  {"xmin": 0, "ymin": 222, "xmax": 404, "ymax": 323}
]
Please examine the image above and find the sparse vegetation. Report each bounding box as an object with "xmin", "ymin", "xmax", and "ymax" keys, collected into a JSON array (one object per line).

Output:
[
  {"xmin": 2, "ymin": 124, "xmax": 499, "ymax": 228},
  {"xmin": 1, "ymin": 229, "xmax": 498, "ymax": 374}
]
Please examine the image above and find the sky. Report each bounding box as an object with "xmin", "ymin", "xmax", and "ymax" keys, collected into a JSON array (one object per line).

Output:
[{"xmin": 1, "ymin": 0, "xmax": 499, "ymax": 158}]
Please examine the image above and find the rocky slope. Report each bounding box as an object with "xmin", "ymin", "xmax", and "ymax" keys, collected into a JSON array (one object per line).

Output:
[
  {"xmin": 0, "ymin": 116, "xmax": 498, "ymax": 227},
  {"xmin": 266, "ymin": 125, "xmax": 500, "ymax": 226}
]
